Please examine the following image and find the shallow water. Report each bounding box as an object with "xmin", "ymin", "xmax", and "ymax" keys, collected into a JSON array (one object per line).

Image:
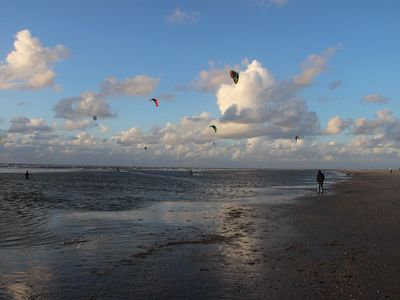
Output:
[
  {"xmin": 0, "ymin": 168, "xmax": 345, "ymax": 299},
  {"xmin": 0, "ymin": 169, "xmax": 342, "ymax": 247}
]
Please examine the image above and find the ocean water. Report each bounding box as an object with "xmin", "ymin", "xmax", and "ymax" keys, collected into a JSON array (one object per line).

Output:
[
  {"xmin": 0, "ymin": 167, "xmax": 347, "ymax": 299},
  {"xmin": 0, "ymin": 168, "xmax": 344, "ymax": 249}
]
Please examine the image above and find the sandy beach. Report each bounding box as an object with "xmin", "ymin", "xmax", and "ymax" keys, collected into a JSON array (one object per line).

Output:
[
  {"xmin": 275, "ymin": 171, "xmax": 400, "ymax": 299},
  {"xmin": 1, "ymin": 170, "xmax": 400, "ymax": 299}
]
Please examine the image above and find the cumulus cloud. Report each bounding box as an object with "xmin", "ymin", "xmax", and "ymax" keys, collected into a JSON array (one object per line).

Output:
[
  {"xmin": 113, "ymin": 112, "xmax": 217, "ymax": 147},
  {"xmin": 294, "ymin": 45, "xmax": 341, "ymax": 87},
  {"xmin": 99, "ymin": 124, "xmax": 109, "ymax": 133},
  {"xmin": 54, "ymin": 92, "xmax": 115, "ymax": 121},
  {"xmin": 2, "ymin": 118, "xmax": 400, "ymax": 168},
  {"xmin": 178, "ymin": 47, "xmax": 339, "ymax": 140},
  {"xmin": 113, "ymin": 127, "xmax": 145, "ymax": 145},
  {"xmin": 353, "ymin": 109, "xmax": 400, "ymax": 141},
  {"xmin": 217, "ymin": 59, "xmax": 320, "ymax": 139},
  {"xmin": 8, "ymin": 116, "xmax": 54, "ymax": 133},
  {"xmin": 353, "ymin": 117, "xmax": 380, "ymax": 135},
  {"xmin": 353, "ymin": 109, "xmax": 400, "ymax": 151},
  {"xmin": 179, "ymin": 60, "xmax": 251, "ymax": 93},
  {"xmin": 0, "ymin": 29, "xmax": 69, "ymax": 90},
  {"xmin": 5, "ymin": 42, "xmax": 399, "ymax": 167},
  {"xmin": 54, "ymin": 75, "xmax": 158, "ymax": 130},
  {"xmin": 70, "ymin": 132, "xmax": 97, "ymax": 147},
  {"xmin": 326, "ymin": 116, "xmax": 353, "ymax": 134},
  {"xmin": 329, "ymin": 80, "xmax": 342, "ymax": 90},
  {"xmin": 179, "ymin": 64, "xmax": 233, "ymax": 93},
  {"xmin": 166, "ymin": 8, "xmax": 199, "ymax": 24},
  {"xmin": 362, "ymin": 93, "xmax": 389, "ymax": 104},
  {"xmin": 62, "ymin": 119, "xmax": 96, "ymax": 131}
]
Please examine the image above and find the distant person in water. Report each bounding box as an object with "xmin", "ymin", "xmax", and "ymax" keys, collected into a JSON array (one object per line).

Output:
[
  {"xmin": 316, "ymin": 170, "xmax": 325, "ymax": 193},
  {"xmin": 189, "ymin": 168, "xmax": 193, "ymax": 176},
  {"xmin": 25, "ymin": 170, "xmax": 29, "ymax": 180}
]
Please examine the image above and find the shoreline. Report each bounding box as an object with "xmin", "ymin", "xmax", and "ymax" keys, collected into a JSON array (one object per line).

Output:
[{"xmin": 1, "ymin": 171, "xmax": 399, "ymax": 299}]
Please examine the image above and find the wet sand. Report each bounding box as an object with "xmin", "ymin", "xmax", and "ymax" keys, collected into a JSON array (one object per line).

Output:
[
  {"xmin": 271, "ymin": 171, "xmax": 400, "ymax": 299},
  {"xmin": 1, "ymin": 171, "xmax": 400, "ymax": 299}
]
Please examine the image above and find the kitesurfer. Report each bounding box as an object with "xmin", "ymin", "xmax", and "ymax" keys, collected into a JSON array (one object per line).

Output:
[
  {"xmin": 209, "ymin": 125, "xmax": 217, "ymax": 133},
  {"xmin": 230, "ymin": 70, "xmax": 239, "ymax": 84},
  {"xmin": 149, "ymin": 98, "xmax": 159, "ymax": 107}
]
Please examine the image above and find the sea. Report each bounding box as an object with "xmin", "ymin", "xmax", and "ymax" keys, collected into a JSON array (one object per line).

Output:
[
  {"xmin": 0, "ymin": 165, "xmax": 347, "ymax": 299},
  {"xmin": 0, "ymin": 165, "xmax": 346, "ymax": 248}
]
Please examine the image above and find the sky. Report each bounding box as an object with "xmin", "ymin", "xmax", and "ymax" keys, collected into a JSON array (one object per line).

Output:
[{"xmin": 0, "ymin": 0, "xmax": 399, "ymax": 168}]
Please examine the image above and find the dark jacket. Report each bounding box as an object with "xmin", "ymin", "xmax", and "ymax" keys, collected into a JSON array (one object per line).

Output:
[{"xmin": 316, "ymin": 172, "xmax": 325, "ymax": 184}]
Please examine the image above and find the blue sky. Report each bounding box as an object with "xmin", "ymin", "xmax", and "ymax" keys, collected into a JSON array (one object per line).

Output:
[{"xmin": 0, "ymin": 0, "xmax": 399, "ymax": 168}]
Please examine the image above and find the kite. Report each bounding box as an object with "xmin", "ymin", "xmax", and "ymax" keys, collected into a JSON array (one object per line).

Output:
[
  {"xmin": 230, "ymin": 70, "xmax": 239, "ymax": 84},
  {"xmin": 149, "ymin": 98, "xmax": 159, "ymax": 107},
  {"xmin": 209, "ymin": 125, "xmax": 217, "ymax": 133}
]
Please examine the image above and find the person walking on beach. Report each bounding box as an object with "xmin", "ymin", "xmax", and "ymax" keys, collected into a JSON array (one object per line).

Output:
[
  {"xmin": 25, "ymin": 170, "xmax": 29, "ymax": 180},
  {"xmin": 316, "ymin": 170, "xmax": 325, "ymax": 193}
]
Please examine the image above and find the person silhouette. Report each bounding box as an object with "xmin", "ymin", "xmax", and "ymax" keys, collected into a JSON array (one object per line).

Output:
[
  {"xmin": 316, "ymin": 170, "xmax": 325, "ymax": 193},
  {"xmin": 25, "ymin": 170, "xmax": 29, "ymax": 180}
]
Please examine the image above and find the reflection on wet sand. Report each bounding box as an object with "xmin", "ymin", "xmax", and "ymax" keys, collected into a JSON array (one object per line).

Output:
[
  {"xmin": 0, "ymin": 170, "xmax": 345, "ymax": 298},
  {"xmin": 1, "ymin": 200, "xmax": 295, "ymax": 299},
  {"xmin": 1, "ymin": 265, "xmax": 53, "ymax": 300}
]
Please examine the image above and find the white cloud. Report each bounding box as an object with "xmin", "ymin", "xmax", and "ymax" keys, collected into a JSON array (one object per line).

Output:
[
  {"xmin": 0, "ymin": 29, "xmax": 69, "ymax": 90},
  {"xmin": 8, "ymin": 116, "xmax": 54, "ymax": 133},
  {"xmin": 54, "ymin": 92, "xmax": 115, "ymax": 122},
  {"xmin": 113, "ymin": 112, "xmax": 217, "ymax": 147},
  {"xmin": 353, "ymin": 109, "xmax": 400, "ymax": 143},
  {"xmin": 166, "ymin": 8, "xmax": 199, "ymax": 24},
  {"xmin": 1, "ymin": 118, "xmax": 400, "ymax": 168},
  {"xmin": 4, "ymin": 42, "xmax": 400, "ymax": 167},
  {"xmin": 326, "ymin": 115, "xmax": 352, "ymax": 134},
  {"xmin": 178, "ymin": 48, "xmax": 339, "ymax": 140},
  {"xmin": 180, "ymin": 64, "xmax": 233, "ymax": 93},
  {"xmin": 99, "ymin": 124, "xmax": 109, "ymax": 133},
  {"xmin": 217, "ymin": 59, "xmax": 320, "ymax": 139},
  {"xmin": 62, "ymin": 119, "xmax": 96, "ymax": 131},
  {"xmin": 362, "ymin": 93, "xmax": 389, "ymax": 104},
  {"xmin": 113, "ymin": 127, "xmax": 145, "ymax": 145},
  {"xmin": 294, "ymin": 45, "xmax": 341, "ymax": 87},
  {"xmin": 70, "ymin": 132, "xmax": 97, "ymax": 147},
  {"xmin": 179, "ymin": 59, "xmax": 251, "ymax": 93},
  {"xmin": 54, "ymin": 75, "xmax": 158, "ymax": 128}
]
